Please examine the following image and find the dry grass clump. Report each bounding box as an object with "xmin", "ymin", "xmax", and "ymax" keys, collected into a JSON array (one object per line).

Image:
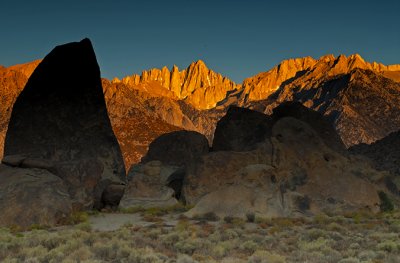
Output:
[{"xmin": 1, "ymin": 211, "xmax": 400, "ymax": 262}]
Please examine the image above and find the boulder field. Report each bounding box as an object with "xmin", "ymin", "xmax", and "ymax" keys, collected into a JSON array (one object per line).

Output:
[
  {"xmin": 122, "ymin": 103, "xmax": 398, "ymax": 219},
  {"xmin": 0, "ymin": 38, "xmax": 399, "ymax": 229}
]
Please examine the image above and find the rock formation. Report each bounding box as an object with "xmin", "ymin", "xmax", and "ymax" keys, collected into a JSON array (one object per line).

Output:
[
  {"xmin": 183, "ymin": 107, "xmax": 395, "ymax": 218},
  {"xmin": 212, "ymin": 106, "xmax": 273, "ymax": 152},
  {"xmin": 141, "ymin": 130, "xmax": 209, "ymax": 166},
  {"xmin": 350, "ymin": 131, "xmax": 400, "ymax": 177},
  {"xmin": 271, "ymin": 101, "xmax": 347, "ymax": 154},
  {"xmin": 3, "ymin": 38, "xmax": 126, "ymax": 210},
  {"xmin": 119, "ymin": 161, "xmax": 179, "ymax": 209},
  {"xmin": 237, "ymin": 55, "xmax": 400, "ymax": 146},
  {"xmin": 0, "ymin": 164, "xmax": 72, "ymax": 229},
  {"xmin": 119, "ymin": 131, "xmax": 209, "ymax": 209}
]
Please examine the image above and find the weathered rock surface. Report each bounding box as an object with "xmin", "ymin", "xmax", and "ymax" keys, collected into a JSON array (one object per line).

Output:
[
  {"xmin": 212, "ymin": 106, "xmax": 273, "ymax": 152},
  {"xmin": 272, "ymin": 101, "xmax": 347, "ymax": 154},
  {"xmin": 141, "ymin": 130, "xmax": 209, "ymax": 166},
  {"xmin": 184, "ymin": 111, "xmax": 391, "ymax": 218},
  {"xmin": 4, "ymin": 39, "xmax": 126, "ymax": 210},
  {"xmin": 0, "ymin": 164, "xmax": 72, "ymax": 229},
  {"xmin": 119, "ymin": 161, "xmax": 178, "ymax": 208},
  {"xmin": 350, "ymin": 131, "xmax": 400, "ymax": 177}
]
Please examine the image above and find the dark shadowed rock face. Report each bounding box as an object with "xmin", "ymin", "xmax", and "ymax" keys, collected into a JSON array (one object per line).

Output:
[
  {"xmin": 141, "ymin": 130, "xmax": 209, "ymax": 167},
  {"xmin": 212, "ymin": 106, "xmax": 273, "ymax": 152},
  {"xmin": 0, "ymin": 164, "xmax": 72, "ymax": 229},
  {"xmin": 272, "ymin": 101, "xmax": 347, "ymax": 154},
  {"xmin": 350, "ymin": 131, "xmax": 400, "ymax": 177},
  {"xmin": 3, "ymin": 39, "xmax": 126, "ymax": 209}
]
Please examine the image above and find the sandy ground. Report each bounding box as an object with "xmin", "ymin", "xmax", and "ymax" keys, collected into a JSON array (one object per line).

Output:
[
  {"xmin": 88, "ymin": 212, "xmax": 259, "ymax": 232},
  {"xmin": 88, "ymin": 213, "xmax": 180, "ymax": 231}
]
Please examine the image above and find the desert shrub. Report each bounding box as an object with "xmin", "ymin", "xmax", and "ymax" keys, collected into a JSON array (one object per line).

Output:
[
  {"xmin": 176, "ymin": 254, "xmax": 199, "ymax": 263},
  {"xmin": 40, "ymin": 233, "xmax": 66, "ymax": 250},
  {"xmin": 379, "ymin": 191, "xmax": 394, "ymax": 212},
  {"xmin": 127, "ymin": 247, "xmax": 165, "ymax": 263},
  {"xmin": 358, "ymin": 250, "xmax": 377, "ymax": 261},
  {"xmin": 377, "ymin": 240, "xmax": 400, "ymax": 252},
  {"xmin": 223, "ymin": 216, "xmax": 235, "ymax": 224},
  {"xmin": 210, "ymin": 239, "xmax": 237, "ymax": 258},
  {"xmin": 175, "ymin": 219, "xmax": 191, "ymax": 232},
  {"xmin": 273, "ymin": 218, "xmax": 295, "ymax": 228},
  {"xmin": 161, "ymin": 232, "xmax": 181, "ymax": 246},
  {"xmin": 119, "ymin": 206, "xmax": 145, "ymax": 214},
  {"xmin": 240, "ymin": 240, "xmax": 258, "ymax": 253},
  {"xmin": 146, "ymin": 228, "xmax": 162, "ymax": 239},
  {"xmin": 76, "ymin": 222, "xmax": 92, "ymax": 232},
  {"xmin": 337, "ymin": 258, "xmax": 360, "ymax": 263},
  {"xmin": 248, "ymin": 250, "xmax": 286, "ymax": 263},
  {"xmin": 198, "ymin": 223, "xmax": 215, "ymax": 237},
  {"xmin": 303, "ymin": 229, "xmax": 329, "ymax": 241},
  {"xmin": 313, "ymin": 213, "xmax": 331, "ymax": 225},
  {"xmin": 221, "ymin": 229, "xmax": 239, "ymax": 240},
  {"xmin": 174, "ymin": 239, "xmax": 198, "ymax": 254},
  {"xmin": 326, "ymin": 222, "xmax": 345, "ymax": 232},
  {"xmin": 246, "ymin": 213, "xmax": 256, "ymax": 223},
  {"xmin": 41, "ymin": 249, "xmax": 65, "ymax": 263},
  {"xmin": 208, "ymin": 231, "xmax": 222, "ymax": 243},
  {"xmin": 116, "ymin": 244, "xmax": 132, "ymax": 259},
  {"xmin": 92, "ymin": 243, "xmax": 117, "ymax": 260},
  {"xmin": 193, "ymin": 212, "xmax": 220, "ymax": 222},
  {"xmin": 66, "ymin": 246, "xmax": 93, "ymax": 261},
  {"xmin": 65, "ymin": 211, "xmax": 89, "ymax": 225},
  {"xmin": 299, "ymin": 237, "xmax": 333, "ymax": 251},
  {"xmin": 20, "ymin": 245, "xmax": 48, "ymax": 260},
  {"xmin": 211, "ymin": 243, "xmax": 228, "ymax": 258},
  {"xmin": 245, "ymin": 233, "xmax": 264, "ymax": 244}
]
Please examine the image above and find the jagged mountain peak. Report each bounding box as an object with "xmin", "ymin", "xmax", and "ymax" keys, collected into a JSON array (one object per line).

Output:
[
  {"xmin": 189, "ymin": 59, "xmax": 207, "ymax": 68},
  {"xmin": 239, "ymin": 54, "xmax": 400, "ymax": 102},
  {"xmin": 112, "ymin": 60, "xmax": 239, "ymax": 109}
]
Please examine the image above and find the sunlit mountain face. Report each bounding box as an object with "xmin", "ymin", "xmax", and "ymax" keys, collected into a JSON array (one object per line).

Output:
[{"xmin": 2, "ymin": 54, "xmax": 400, "ymax": 168}]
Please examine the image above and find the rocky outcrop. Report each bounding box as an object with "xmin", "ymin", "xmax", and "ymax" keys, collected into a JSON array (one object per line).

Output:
[
  {"xmin": 184, "ymin": 108, "xmax": 393, "ymax": 219},
  {"xmin": 212, "ymin": 106, "xmax": 273, "ymax": 151},
  {"xmin": 272, "ymin": 101, "xmax": 347, "ymax": 154},
  {"xmin": 120, "ymin": 131, "xmax": 209, "ymax": 208},
  {"xmin": 350, "ymin": 131, "xmax": 400, "ymax": 177},
  {"xmin": 0, "ymin": 164, "xmax": 72, "ymax": 229},
  {"xmin": 113, "ymin": 60, "xmax": 240, "ymax": 109},
  {"xmin": 141, "ymin": 130, "xmax": 209, "ymax": 166},
  {"xmin": 119, "ymin": 161, "xmax": 179, "ymax": 208},
  {"xmin": 4, "ymin": 39, "xmax": 126, "ymax": 210}
]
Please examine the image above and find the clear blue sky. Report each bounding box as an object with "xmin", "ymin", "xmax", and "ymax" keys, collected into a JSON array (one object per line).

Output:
[{"xmin": 1, "ymin": 0, "xmax": 399, "ymax": 83}]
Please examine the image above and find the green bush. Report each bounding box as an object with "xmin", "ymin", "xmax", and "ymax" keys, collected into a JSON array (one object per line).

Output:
[{"xmin": 378, "ymin": 191, "xmax": 394, "ymax": 212}]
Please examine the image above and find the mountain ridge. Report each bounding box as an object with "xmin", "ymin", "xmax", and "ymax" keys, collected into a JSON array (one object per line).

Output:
[{"xmin": 1, "ymin": 53, "xmax": 400, "ymax": 168}]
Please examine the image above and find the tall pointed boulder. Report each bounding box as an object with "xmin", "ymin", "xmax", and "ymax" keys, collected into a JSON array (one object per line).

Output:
[{"xmin": 4, "ymin": 38, "xmax": 126, "ymax": 209}]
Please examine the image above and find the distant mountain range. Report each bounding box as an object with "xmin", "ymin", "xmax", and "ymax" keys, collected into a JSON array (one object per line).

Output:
[{"xmin": 1, "ymin": 54, "xmax": 400, "ymax": 169}]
